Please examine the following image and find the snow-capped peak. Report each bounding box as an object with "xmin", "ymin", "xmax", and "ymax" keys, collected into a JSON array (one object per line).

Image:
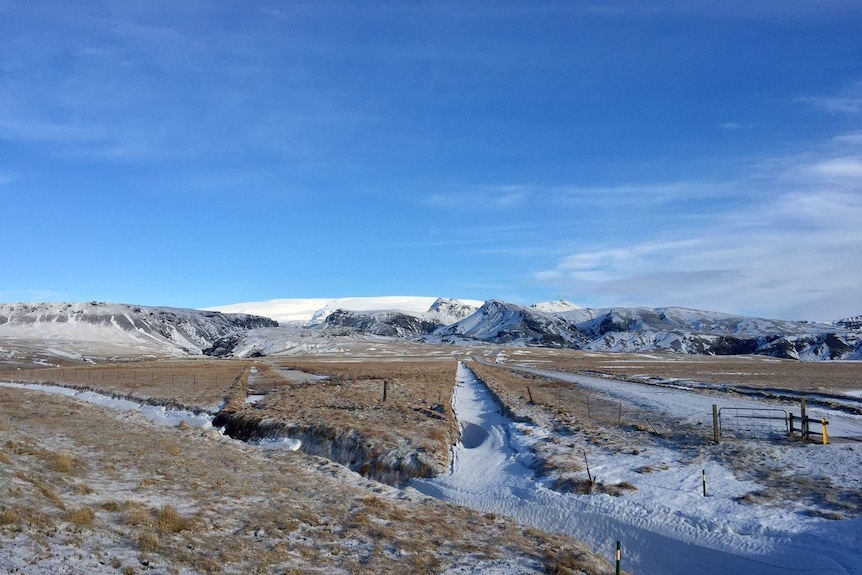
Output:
[
  {"xmin": 425, "ymin": 298, "xmax": 483, "ymax": 325},
  {"xmin": 205, "ymin": 296, "xmax": 484, "ymax": 326},
  {"xmin": 530, "ymin": 299, "xmax": 582, "ymax": 313}
]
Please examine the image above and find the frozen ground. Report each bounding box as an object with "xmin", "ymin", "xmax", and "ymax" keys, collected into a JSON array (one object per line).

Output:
[
  {"xmin": 413, "ymin": 362, "xmax": 862, "ymax": 574},
  {"xmin": 0, "ymin": 380, "xmax": 607, "ymax": 574},
  {"xmin": 3, "ymin": 359, "xmax": 861, "ymax": 574},
  {"xmin": 0, "ymin": 381, "xmax": 214, "ymax": 428}
]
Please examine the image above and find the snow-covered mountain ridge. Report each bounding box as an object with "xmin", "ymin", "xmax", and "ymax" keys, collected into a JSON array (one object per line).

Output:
[
  {"xmin": 432, "ymin": 301, "xmax": 862, "ymax": 361},
  {"xmin": 205, "ymin": 296, "xmax": 484, "ymax": 325},
  {"xmin": 207, "ymin": 298, "xmax": 861, "ymax": 361},
  {"xmin": 1, "ymin": 298, "xmax": 860, "ymax": 362},
  {"xmin": 0, "ymin": 301, "xmax": 276, "ymax": 360}
]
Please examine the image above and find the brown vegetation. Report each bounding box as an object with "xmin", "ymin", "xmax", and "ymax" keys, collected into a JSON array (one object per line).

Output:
[
  {"xmin": 0, "ymin": 385, "xmax": 612, "ymax": 574},
  {"xmin": 497, "ymin": 348, "xmax": 862, "ymax": 395},
  {"xmin": 219, "ymin": 359, "xmax": 461, "ymax": 480},
  {"xmin": 1, "ymin": 359, "xmax": 252, "ymax": 410}
]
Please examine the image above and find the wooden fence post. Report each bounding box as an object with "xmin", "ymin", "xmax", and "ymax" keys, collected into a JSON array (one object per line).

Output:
[
  {"xmin": 801, "ymin": 398, "xmax": 808, "ymax": 439},
  {"xmin": 712, "ymin": 404, "xmax": 720, "ymax": 443}
]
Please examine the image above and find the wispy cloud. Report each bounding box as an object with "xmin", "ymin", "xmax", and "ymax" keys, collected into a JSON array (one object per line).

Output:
[
  {"xmin": 804, "ymin": 157, "xmax": 862, "ymax": 180},
  {"xmin": 797, "ymin": 80, "xmax": 862, "ymax": 116},
  {"xmin": 533, "ymin": 132, "xmax": 862, "ymax": 321},
  {"xmin": 426, "ymin": 186, "xmax": 529, "ymax": 211}
]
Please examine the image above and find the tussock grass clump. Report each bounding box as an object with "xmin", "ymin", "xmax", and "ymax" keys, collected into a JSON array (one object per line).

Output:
[
  {"xmin": 123, "ymin": 502, "xmax": 193, "ymax": 533},
  {"xmin": 553, "ymin": 476, "xmax": 637, "ymax": 497},
  {"xmin": 545, "ymin": 546, "xmax": 595, "ymax": 575},
  {"xmin": 101, "ymin": 500, "xmax": 123, "ymax": 513},
  {"xmin": 634, "ymin": 463, "xmax": 669, "ymax": 474},
  {"xmin": 73, "ymin": 482, "xmax": 95, "ymax": 495},
  {"xmin": 63, "ymin": 506, "xmax": 96, "ymax": 528},
  {"xmin": 136, "ymin": 530, "xmax": 160, "ymax": 552},
  {"xmin": 49, "ymin": 452, "xmax": 77, "ymax": 473},
  {"xmin": 0, "ymin": 507, "xmax": 21, "ymax": 525},
  {"xmin": 156, "ymin": 504, "xmax": 191, "ymax": 533},
  {"xmin": 806, "ymin": 509, "xmax": 845, "ymax": 521},
  {"xmin": 0, "ymin": 451, "xmax": 10, "ymax": 464},
  {"xmin": 123, "ymin": 502, "xmax": 154, "ymax": 527}
]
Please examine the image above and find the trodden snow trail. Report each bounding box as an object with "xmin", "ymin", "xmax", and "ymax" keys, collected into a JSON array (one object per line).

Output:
[{"xmin": 410, "ymin": 362, "xmax": 861, "ymax": 575}]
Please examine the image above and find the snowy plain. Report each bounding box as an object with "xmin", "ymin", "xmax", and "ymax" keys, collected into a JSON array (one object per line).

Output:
[{"xmin": 413, "ymin": 362, "xmax": 862, "ymax": 575}]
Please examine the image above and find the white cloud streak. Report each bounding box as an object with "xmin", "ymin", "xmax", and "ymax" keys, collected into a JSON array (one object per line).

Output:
[
  {"xmin": 534, "ymin": 134, "xmax": 862, "ymax": 321},
  {"xmin": 426, "ymin": 186, "xmax": 529, "ymax": 211},
  {"xmin": 796, "ymin": 80, "xmax": 862, "ymax": 116}
]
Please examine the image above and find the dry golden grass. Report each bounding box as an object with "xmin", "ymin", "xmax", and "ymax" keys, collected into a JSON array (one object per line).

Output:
[
  {"xmin": 0, "ymin": 507, "xmax": 20, "ymax": 525},
  {"xmin": 0, "ymin": 385, "xmax": 613, "ymax": 574},
  {"xmin": 5, "ymin": 359, "xmax": 253, "ymax": 410},
  {"xmin": 553, "ymin": 477, "xmax": 637, "ymax": 497},
  {"xmin": 73, "ymin": 482, "xmax": 95, "ymax": 495},
  {"xmin": 497, "ymin": 347, "xmax": 862, "ymax": 395},
  {"xmin": 63, "ymin": 506, "xmax": 96, "ymax": 528},
  {"xmin": 547, "ymin": 546, "xmax": 606, "ymax": 575},
  {"xmin": 221, "ymin": 359, "xmax": 461, "ymax": 480},
  {"xmin": 155, "ymin": 504, "xmax": 191, "ymax": 533},
  {"xmin": 49, "ymin": 452, "xmax": 77, "ymax": 473},
  {"xmin": 136, "ymin": 529, "xmax": 160, "ymax": 552}
]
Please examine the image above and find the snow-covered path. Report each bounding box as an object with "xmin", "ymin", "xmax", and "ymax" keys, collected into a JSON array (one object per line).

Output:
[{"xmin": 411, "ymin": 362, "xmax": 862, "ymax": 575}]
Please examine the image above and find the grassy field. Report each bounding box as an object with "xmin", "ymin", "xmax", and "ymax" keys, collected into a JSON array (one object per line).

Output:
[
  {"xmin": 0, "ymin": 385, "xmax": 609, "ymax": 574},
  {"xmin": 3, "ymin": 342, "xmax": 861, "ymax": 573},
  {"xmin": 487, "ymin": 347, "xmax": 862, "ymax": 394}
]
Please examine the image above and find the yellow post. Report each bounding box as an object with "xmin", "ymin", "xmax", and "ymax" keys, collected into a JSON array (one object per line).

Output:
[{"xmin": 822, "ymin": 417, "xmax": 828, "ymax": 445}]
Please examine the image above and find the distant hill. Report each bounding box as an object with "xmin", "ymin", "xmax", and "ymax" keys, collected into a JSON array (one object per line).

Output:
[
  {"xmin": 0, "ymin": 301, "xmax": 276, "ymax": 362},
  {"xmin": 1, "ymin": 298, "xmax": 859, "ymax": 363},
  {"xmin": 205, "ymin": 296, "xmax": 484, "ymax": 325},
  {"xmin": 434, "ymin": 301, "xmax": 862, "ymax": 361}
]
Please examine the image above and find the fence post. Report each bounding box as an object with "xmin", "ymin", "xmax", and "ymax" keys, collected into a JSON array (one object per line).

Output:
[
  {"xmin": 822, "ymin": 417, "xmax": 828, "ymax": 445},
  {"xmin": 712, "ymin": 404, "xmax": 720, "ymax": 443},
  {"xmin": 382, "ymin": 380, "xmax": 388, "ymax": 403},
  {"xmin": 801, "ymin": 398, "xmax": 808, "ymax": 439},
  {"xmin": 788, "ymin": 412, "xmax": 794, "ymax": 437},
  {"xmin": 615, "ymin": 541, "xmax": 621, "ymax": 575}
]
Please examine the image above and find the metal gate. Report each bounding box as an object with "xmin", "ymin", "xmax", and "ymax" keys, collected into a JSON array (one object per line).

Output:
[{"xmin": 718, "ymin": 407, "xmax": 789, "ymax": 439}]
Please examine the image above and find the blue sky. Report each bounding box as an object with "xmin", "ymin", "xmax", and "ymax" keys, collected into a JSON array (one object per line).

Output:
[{"xmin": 1, "ymin": 1, "xmax": 860, "ymax": 321}]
